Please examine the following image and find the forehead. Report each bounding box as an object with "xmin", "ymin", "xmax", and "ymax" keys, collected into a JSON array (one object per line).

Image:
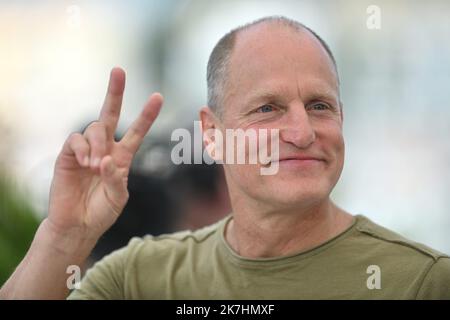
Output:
[{"xmin": 225, "ymin": 23, "xmax": 339, "ymax": 104}]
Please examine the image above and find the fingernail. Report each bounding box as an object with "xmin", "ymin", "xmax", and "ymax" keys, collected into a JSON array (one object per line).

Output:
[
  {"xmin": 83, "ymin": 156, "xmax": 89, "ymax": 167},
  {"xmin": 91, "ymin": 158, "xmax": 101, "ymax": 167}
]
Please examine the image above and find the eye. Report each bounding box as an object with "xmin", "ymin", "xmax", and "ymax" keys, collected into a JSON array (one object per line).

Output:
[
  {"xmin": 309, "ymin": 102, "xmax": 330, "ymax": 111},
  {"xmin": 256, "ymin": 104, "xmax": 275, "ymax": 113}
]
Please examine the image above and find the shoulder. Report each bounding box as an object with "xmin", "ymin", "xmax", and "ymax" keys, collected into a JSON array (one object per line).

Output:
[
  {"xmin": 354, "ymin": 215, "xmax": 449, "ymax": 261},
  {"xmin": 415, "ymin": 257, "xmax": 450, "ymax": 299},
  {"xmin": 68, "ymin": 217, "xmax": 228, "ymax": 300},
  {"xmin": 129, "ymin": 216, "xmax": 225, "ymax": 248},
  {"xmin": 353, "ymin": 215, "xmax": 450, "ymax": 299},
  {"xmin": 124, "ymin": 216, "xmax": 227, "ymax": 264}
]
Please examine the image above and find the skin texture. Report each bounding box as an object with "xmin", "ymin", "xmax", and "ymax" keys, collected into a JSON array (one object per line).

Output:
[{"xmin": 200, "ymin": 22, "xmax": 354, "ymax": 258}]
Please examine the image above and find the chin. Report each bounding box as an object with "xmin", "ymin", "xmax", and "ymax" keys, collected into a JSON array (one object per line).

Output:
[{"xmin": 262, "ymin": 179, "xmax": 331, "ymax": 208}]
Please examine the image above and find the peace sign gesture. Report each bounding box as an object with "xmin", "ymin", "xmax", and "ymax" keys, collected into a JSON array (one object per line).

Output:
[{"xmin": 48, "ymin": 67, "xmax": 163, "ymax": 239}]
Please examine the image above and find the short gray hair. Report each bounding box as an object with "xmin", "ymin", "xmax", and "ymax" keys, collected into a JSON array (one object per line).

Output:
[{"xmin": 206, "ymin": 16, "xmax": 339, "ymax": 118}]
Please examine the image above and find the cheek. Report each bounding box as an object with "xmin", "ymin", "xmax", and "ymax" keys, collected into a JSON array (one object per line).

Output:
[
  {"xmin": 316, "ymin": 120, "xmax": 344, "ymax": 154},
  {"xmin": 319, "ymin": 125, "xmax": 345, "ymax": 179},
  {"xmin": 228, "ymin": 162, "xmax": 261, "ymax": 179},
  {"xmin": 224, "ymin": 163, "xmax": 263, "ymax": 197},
  {"xmin": 327, "ymin": 130, "xmax": 344, "ymax": 155},
  {"xmin": 219, "ymin": 126, "xmax": 276, "ymax": 165},
  {"xmin": 331, "ymin": 130, "xmax": 345, "ymax": 161}
]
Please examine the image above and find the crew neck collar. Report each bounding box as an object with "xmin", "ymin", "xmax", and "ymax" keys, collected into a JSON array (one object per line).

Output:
[{"xmin": 218, "ymin": 214, "xmax": 363, "ymax": 268}]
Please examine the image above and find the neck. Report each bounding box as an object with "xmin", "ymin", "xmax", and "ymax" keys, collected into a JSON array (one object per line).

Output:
[{"xmin": 225, "ymin": 198, "xmax": 353, "ymax": 258}]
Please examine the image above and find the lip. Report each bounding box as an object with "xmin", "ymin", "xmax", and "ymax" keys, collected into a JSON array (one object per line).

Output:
[
  {"xmin": 268, "ymin": 156, "xmax": 325, "ymax": 168},
  {"xmin": 275, "ymin": 155, "xmax": 325, "ymax": 162},
  {"xmin": 279, "ymin": 156, "xmax": 322, "ymax": 161}
]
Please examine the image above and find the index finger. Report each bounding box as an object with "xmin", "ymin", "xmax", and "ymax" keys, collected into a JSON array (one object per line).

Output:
[
  {"xmin": 99, "ymin": 67, "xmax": 126, "ymax": 139},
  {"xmin": 119, "ymin": 92, "xmax": 163, "ymax": 155}
]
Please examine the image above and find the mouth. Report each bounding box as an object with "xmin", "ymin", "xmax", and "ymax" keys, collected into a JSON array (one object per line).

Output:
[{"xmin": 267, "ymin": 156, "xmax": 326, "ymax": 168}]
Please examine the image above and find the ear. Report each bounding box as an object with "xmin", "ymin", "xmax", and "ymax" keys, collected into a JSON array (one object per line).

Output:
[{"xmin": 199, "ymin": 106, "xmax": 222, "ymax": 161}]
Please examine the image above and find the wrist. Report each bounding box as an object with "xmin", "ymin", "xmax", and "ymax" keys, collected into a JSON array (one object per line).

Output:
[{"xmin": 36, "ymin": 218, "xmax": 99, "ymax": 260}]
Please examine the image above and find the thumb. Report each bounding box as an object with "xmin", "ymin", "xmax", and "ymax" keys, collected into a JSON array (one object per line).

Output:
[{"xmin": 100, "ymin": 155, "xmax": 129, "ymax": 214}]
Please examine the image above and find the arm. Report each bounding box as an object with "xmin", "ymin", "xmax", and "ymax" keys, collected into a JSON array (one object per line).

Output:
[
  {"xmin": 0, "ymin": 219, "xmax": 97, "ymax": 299},
  {"xmin": 0, "ymin": 68, "xmax": 163, "ymax": 299}
]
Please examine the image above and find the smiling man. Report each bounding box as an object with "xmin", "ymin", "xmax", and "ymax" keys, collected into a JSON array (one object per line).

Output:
[{"xmin": 1, "ymin": 16, "xmax": 450, "ymax": 300}]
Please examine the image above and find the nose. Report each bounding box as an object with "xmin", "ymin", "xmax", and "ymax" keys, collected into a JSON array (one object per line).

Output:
[{"xmin": 279, "ymin": 103, "xmax": 315, "ymax": 149}]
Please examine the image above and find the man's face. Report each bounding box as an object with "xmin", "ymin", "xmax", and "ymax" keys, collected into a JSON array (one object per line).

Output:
[{"xmin": 215, "ymin": 23, "xmax": 344, "ymax": 210}]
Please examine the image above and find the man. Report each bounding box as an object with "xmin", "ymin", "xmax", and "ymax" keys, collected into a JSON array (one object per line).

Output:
[{"xmin": 1, "ymin": 16, "xmax": 450, "ymax": 299}]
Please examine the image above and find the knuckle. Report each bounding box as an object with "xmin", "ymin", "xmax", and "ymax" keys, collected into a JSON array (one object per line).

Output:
[
  {"xmin": 91, "ymin": 137, "xmax": 107, "ymax": 150},
  {"xmin": 67, "ymin": 132, "xmax": 83, "ymax": 149},
  {"xmin": 82, "ymin": 120, "xmax": 97, "ymax": 132},
  {"xmin": 68, "ymin": 132, "xmax": 82, "ymax": 142},
  {"xmin": 84, "ymin": 129, "xmax": 107, "ymax": 149},
  {"xmin": 68, "ymin": 132, "xmax": 88, "ymax": 148},
  {"xmin": 83, "ymin": 121, "xmax": 105, "ymax": 136}
]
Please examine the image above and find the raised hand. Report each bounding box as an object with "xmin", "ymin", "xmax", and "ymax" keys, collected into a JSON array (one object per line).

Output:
[
  {"xmin": 0, "ymin": 67, "xmax": 164, "ymax": 299},
  {"xmin": 47, "ymin": 67, "xmax": 163, "ymax": 239}
]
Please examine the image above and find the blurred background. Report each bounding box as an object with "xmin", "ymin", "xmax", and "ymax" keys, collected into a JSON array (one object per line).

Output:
[{"xmin": 1, "ymin": 0, "xmax": 450, "ymax": 283}]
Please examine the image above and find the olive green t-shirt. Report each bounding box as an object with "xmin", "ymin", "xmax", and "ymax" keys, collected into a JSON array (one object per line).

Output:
[{"xmin": 68, "ymin": 215, "xmax": 450, "ymax": 299}]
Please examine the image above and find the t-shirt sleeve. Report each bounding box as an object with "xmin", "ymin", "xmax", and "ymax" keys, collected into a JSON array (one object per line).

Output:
[
  {"xmin": 416, "ymin": 257, "xmax": 450, "ymax": 300},
  {"xmin": 67, "ymin": 244, "xmax": 129, "ymax": 300}
]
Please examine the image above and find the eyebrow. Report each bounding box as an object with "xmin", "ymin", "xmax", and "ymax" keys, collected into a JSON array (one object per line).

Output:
[
  {"xmin": 306, "ymin": 89, "xmax": 339, "ymax": 103},
  {"xmin": 244, "ymin": 84, "xmax": 339, "ymax": 107},
  {"xmin": 246, "ymin": 92, "xmax": 285, "ymax": 105}
]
